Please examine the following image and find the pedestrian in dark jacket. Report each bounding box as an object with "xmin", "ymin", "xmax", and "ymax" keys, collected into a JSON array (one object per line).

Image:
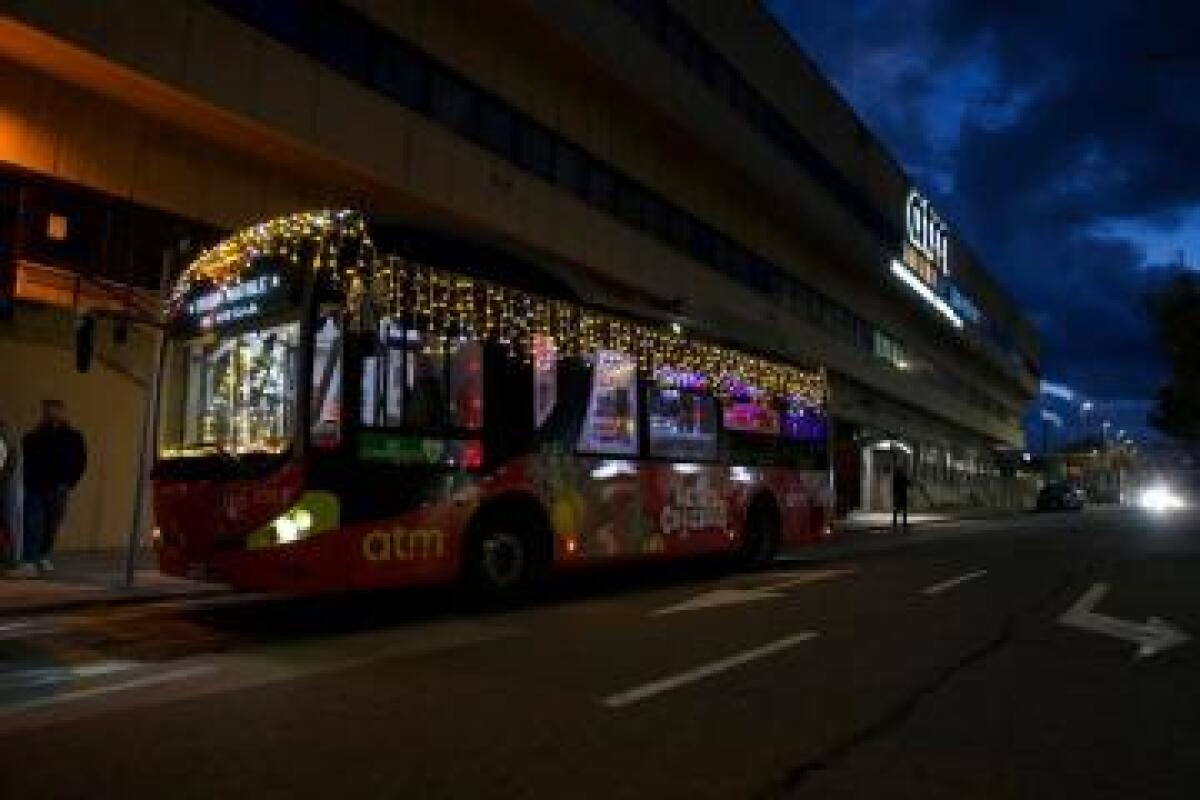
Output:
[{"xmin": 9, "ymin": 400, "xmax": 86, "ymax": 576}]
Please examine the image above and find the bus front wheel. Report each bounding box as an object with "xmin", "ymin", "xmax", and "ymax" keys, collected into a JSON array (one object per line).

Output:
[{"xmin": 464, "ymin": 515, "xmax": 545, "ymax": 601}]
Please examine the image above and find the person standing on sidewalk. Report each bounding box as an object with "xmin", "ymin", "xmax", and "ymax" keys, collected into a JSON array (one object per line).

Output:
[
  {"xmin": 892, "ymin": 465, "xmax": 911, "ymax": 533},
  {"xmin": 9, "ymin": 400, "xmax": 86, "ymax": 577}
]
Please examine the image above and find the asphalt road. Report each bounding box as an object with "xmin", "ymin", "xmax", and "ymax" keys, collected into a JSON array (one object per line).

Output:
[{"xmin": 0, "ymin": 508, "xmax": 1198, "ymax": 799}]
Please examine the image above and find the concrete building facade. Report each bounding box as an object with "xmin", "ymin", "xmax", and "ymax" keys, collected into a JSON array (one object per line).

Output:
[{"xmin": 0, "ymin": 0, "xmax": 1039, "ymax": 550}]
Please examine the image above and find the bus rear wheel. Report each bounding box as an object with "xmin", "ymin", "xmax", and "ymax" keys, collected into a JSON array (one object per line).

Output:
[{"xmin": 738, "ymin": 497, "xmax": 780, "ymax": 569}]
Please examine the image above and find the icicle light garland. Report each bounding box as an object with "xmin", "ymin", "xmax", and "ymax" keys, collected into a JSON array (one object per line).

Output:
[
  {"xmin": 169, "ymin": 209, "xmax": 374, "ymax": 311},
  {"xmin": 169, "ymin": 210, "xmax": 825, "ymax": 409}
]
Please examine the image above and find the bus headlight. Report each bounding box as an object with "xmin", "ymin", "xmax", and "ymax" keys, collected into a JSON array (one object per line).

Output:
[
  {"xmin": 273, "ymin": 516, "xmax": 298, "ymax": 543},
  {"xmin": 248, "ymin": 492, "xmax": 340, "ymax": 549}
]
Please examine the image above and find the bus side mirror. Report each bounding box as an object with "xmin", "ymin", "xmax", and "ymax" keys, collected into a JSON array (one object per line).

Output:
[{"xmin": 75, "ymin": 314, "xmax": 95, "ymax": 373}]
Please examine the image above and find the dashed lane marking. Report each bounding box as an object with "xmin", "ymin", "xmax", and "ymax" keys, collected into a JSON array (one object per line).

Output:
[
  {"xmin": 603, "ymin": 632, "xmax": 819, "ymax": 708},
  {"xmin": 922, "ymin": 569, "xmax": 988, "ymax": 596}
]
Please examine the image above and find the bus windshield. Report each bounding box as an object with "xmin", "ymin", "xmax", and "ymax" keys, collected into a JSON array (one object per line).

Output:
[{"xmin": 159, "ymin": 318, "xmax": 302, "ymax": 459}]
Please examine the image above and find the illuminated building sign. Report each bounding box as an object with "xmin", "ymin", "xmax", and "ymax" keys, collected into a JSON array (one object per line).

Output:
[
  {"xmin": 905, "ymin": 189, "xmax": 949, "ymax": 276},
  {"xmin": 891, "ymin": 189, "xmax": 962, "ymax": 328},
  {"xmin": 180, "ymin": 272, "xmax": 287, "ymax": 331}
]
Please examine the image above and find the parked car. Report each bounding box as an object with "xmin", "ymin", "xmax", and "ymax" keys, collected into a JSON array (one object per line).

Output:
[{"xmin": 1037, "ymin": 481, "xmax": 1086, "ymax": 512}]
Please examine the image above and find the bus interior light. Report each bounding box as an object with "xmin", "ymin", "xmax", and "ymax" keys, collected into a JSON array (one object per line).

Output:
[
  {"xmin": 729, "ymin": 466, "xmax": 756, "ymax": 484},
  {"xmin": 591, "ymin": 460, "xmax": 637, "ymax": 480}
]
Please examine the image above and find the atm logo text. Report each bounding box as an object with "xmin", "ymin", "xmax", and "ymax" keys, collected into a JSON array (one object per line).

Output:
[
  {"xmin": 363, "ymin": 527, "xmax": 446, "ymax": 561},
  {"xmin": 905, "ymin": 190, "xmax": 949, "ymax": 276}
]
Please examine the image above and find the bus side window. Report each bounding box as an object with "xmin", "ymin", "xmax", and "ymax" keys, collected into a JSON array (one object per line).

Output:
[
  {"xmin": 645, "ymin": 386, "xmax": 718, "ymax": 461},
  {"xmin": 406, "ymin": 343, "xmax": 445, "ymax": 429},
  {"xmin": 448, "ymin": 340, "xmax": 483, "ymax": 430},
  {"xmin": 576, "ymin": 350, "xmax": 639, "ymax": 456},
  {"xmin": 534, "ymin": 356, "xmax": 588, "ymax": 448},
  {"xmin": 720, "ymin": 397, "xmax": 781, "ymax": 466},
  {"xmin": 311, "ymin": 313, "xmax": 343, "ymax": 448},
  {"xmin": 532, "ymin": 334, "xmax": 557, "ymax": 429}
]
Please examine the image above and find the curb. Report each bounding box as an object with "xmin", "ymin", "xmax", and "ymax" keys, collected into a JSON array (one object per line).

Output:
[{"xmin": 0, "ymin": 584, "xmax": 233, "ymax": 619}]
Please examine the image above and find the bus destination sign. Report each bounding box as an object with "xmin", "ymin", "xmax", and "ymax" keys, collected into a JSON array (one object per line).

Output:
[{"xmin": 181, "ymin": 272, "xmax": 287, "ymax": 331}]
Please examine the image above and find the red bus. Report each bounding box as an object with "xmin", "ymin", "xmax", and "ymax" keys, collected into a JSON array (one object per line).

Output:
[{"xmin": 154, "ymin": 210, "xmax": 833, "ymax": 596}]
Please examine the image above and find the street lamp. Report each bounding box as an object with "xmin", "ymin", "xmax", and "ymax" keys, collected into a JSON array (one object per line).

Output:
[{"xmin": 1080, "ymin": 401, "xmax": 1094, "ymax": 442}]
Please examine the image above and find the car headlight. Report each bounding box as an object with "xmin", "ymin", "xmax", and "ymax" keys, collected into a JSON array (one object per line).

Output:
[{"xmin": 1138, "ymin": 485, "xmax": 1186, "ymax": 512}]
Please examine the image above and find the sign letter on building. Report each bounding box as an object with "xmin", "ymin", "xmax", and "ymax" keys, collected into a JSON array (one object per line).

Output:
[{"xmin": 905, "ymin": 190, "xmax": 949, "ymax": 275}]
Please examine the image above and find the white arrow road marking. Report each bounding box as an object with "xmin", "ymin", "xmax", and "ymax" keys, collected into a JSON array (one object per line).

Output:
[
  {"xmin": 603, "ymin": 632, "xmax": 819, "ymax": 708},
  {"xmin": 922, "ymin": 569, "xmax": 988, "ymax": 595},
  {"xmin": 1058, "ymin": 582, "xmax": 1191, "ymax": 659},
  {"xmin": 650, "ymin": 568, "xmax": 856, "ymax": 616}
]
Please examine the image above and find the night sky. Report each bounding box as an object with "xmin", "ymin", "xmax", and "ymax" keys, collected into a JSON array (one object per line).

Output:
[{"xmin": 767, "ymin": 0, "xmax": 1200, "ymax": 441}]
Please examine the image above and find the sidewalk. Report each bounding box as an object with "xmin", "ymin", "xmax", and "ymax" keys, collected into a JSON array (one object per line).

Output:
[
  {"xmin": 835, "ymin": 507, "xmax": 1022, "ymax": 535},
  {"xmin": 0, "ymin": 549, "xmax": 228, "ymax": 617}
]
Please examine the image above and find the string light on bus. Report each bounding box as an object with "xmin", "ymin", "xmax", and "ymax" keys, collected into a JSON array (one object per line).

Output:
[{"xmin": 169, "ymin": 210, "xmax": 827, "ymax": 410}]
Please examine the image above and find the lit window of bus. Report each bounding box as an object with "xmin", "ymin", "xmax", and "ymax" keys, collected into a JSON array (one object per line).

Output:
[{"xmin": 577, "ymin": 350, "xmax": 639, "ymax": 455}]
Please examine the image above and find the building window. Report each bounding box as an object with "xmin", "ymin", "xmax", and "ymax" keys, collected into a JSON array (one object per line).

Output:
[
  {"xmin": 554, "ymin": 141, "xmax": 589, "ymax": 198},
  {"xmin": 586, "ymin": 162, "xmax": 616, "ymax": 212},
  {"xmin": 516, "ymin": 121, "xmax": 555, "ymax": 179},
  {"xmin": 374, "ymin": 40, "xmax": 430, "ymax": 111},
  {"xmin": 430, "ymin": 69, "xmax": 477, "ymax": 137},
  {"xmin": 616, "ymin": 177, "xmax": 644, "ymax": 228},
  {"xmin": 477, "ymin": 97, "xmax": 516, "ymax": 159},
  {"xmin": 317, "ymin": 4, "xmax": 373, "ymax": 81},
  {"xmin": 641, "ymin": 192, "xmax": 668, "ymax": 241},
  {"xmin": 668, "ymin": 207, "xmax": 692, "ymax": 249},
  {"xmin": 45, "ymin": 213, "xmax": 69, "ymax": 241}
]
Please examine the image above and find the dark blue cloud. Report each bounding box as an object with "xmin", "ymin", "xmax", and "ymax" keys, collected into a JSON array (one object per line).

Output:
[{"xmin": 766, "ymin": 0, "xmax": 1200, "ymax": 438}]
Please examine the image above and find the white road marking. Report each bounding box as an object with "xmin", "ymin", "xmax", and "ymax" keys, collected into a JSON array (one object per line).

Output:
[
  {"xmin": 0, "ymin": 620, "xmax": 519, "ymax": 732},
  {"xmin": 603, "ymin": 632, "xmax": 818, "ymax": 708},
  {"xmin": 0, "ymin": 619, "xmax": 56, "ymax": 641},
  {"xmin": 1059, "ymin": 582, "xmax": 1190, "ymax": 659},
  {"xmin": 1, "ymin": 664, "xmax": 217, "ymax": 714},
  {"xmin": 0, "ymin": 660, "xmax": 141, "ymax": 688},
  {"xmin": 651, "ymin": 568, "xmax": 856, "ymax": 616},
  {"xmin": 0, "ymin": 619, "xmax": 38, "ymax": 633},
  {"xmin": 922, "ymin": 569, "xmax": 988, "ymax": 595}
]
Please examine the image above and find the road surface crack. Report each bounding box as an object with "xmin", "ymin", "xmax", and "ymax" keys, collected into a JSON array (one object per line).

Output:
[{"xmin": 756, "ymin": 567, "xmax": 1079, "ymax": 798}]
